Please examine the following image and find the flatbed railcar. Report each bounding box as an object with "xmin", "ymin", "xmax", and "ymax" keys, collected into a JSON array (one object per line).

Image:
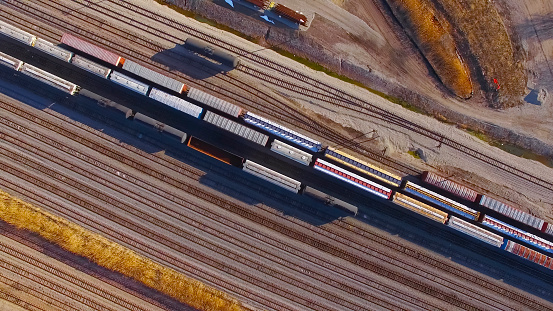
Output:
[
  {"xmin": 243, "ymin": 112, "xmax": 322, "ymax": 152},
  {"xmin": 184, "ymin": 37, "xmax": 240, "ymax": 69},
  {"xmin": 479, "ymin": 195, "xmax": 547, "ymax": 232},
  {"xmin": 70, "ymin": 55, "xmax": 112, "ymax": 79},
  {"xmin": 122, "ymin": 60, "xmax": 186, "ymax": 94},
  {"xmin": 481, "ymin": 215, "xmax": 553, "ymax": 253},
  {"xmin": 187, "ymin": 87, "xmax": 242, "ymax": 118},
  {"xmin": 303, "ymin": 186, "xmax": 358, "ymax": 215},
  {"xmin": 109, "ymin": 71, "xmax": 150, "ymax": 95},
  {"xmin": 243, "ymin": 160, "xmax": 301, "ymax": 193},
  {"xmin": 203, "ymin": 111, "xmax": 268, "ymax": 146},
  {"xmin": 0, "ymin": 20, "xmax": 36, "ymax": 45},
  {"xmin": 324, "ymin": 147, "xmax": 402, "ymax": 187},
  {"xmin": 270, "ymin": 139, "xmax": 312, "ymax": 166},
  {"xmin": 403, "ymin": 181, "xmax": 480, "ymax": 221},
  {"xmin": 0, "ymin": 51, "xmax": 23, "ymax": 71},
  {"xmin": 421, "ymin": 171, "xmax": 478, "ymax": 202},
  {"xmin": 504, "ymin": 240, "xmax": 553, "ymax": 270},
  {"xmin": 149, "ymin": 88, "xmax": 202, "ymax": 119},
  {"xmin": 33, "ymin": 38, "xmax": 73, "ymax": 62},
  {"xmin": 20, "ymin": 63, "xmax": 80, "ymax": 95},
  {"xmin": 392, "ymin": 193, "xmax": 448, "ymax": 224},
  {"xmin": 447, "ymin": 216, "xmax": 505, "ymax": 247},
  {"xmin": 313, "ymin": 159, "xmax": 392, "ymax": 200},
  {"xmin": 61, "ymin": 33, "xmax": 123, "ymax": 66},
  {"xmin": 133, "ymin": 113, "xmax": 187, "ymax": 143},
  {"xmin": 187, "ymin": 136, "xmax": 244, "ymax": 166}
]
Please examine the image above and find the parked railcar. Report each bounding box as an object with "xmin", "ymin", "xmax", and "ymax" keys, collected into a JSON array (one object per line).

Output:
[
  {"xmin": 270, "ymin": 139, "xmax": 312, "ymax": 166},
  {"xmin": 0, "ymin": 51, "xmax": 23, "ymax": 71},
  {"xmin": 479, "ymin": 195, "xmax": 547, "ymax": 232},
  {"xmin": 33, "ymin": 38, "xmax": 73, "ymax": 62},
  {"xmin": 547, "ymin": 224, "xmax": 553, "ymax": 237},
  {"xmin": 447, "ymin": 216, "xmax": 505, "ymax": 247},
  {"xmin": 20, "ymin": 63, "xmax": 79, "ymax": 95},
  {"xmin": 303, "ymin": 186, "xmax": 358, "ymax": 215},
  {"xmin": 270, "ymin": 3, "xmax": 308, "ymax": 26},
  {"xmin": 149, "ymin": 88, "xmax": 202, "ymax": 119},
  {"xmin": 0, "ymin": 20, "xmax": 36, "ymax": 45},
  {"xmin": 61, "ymin": 33, "xmax": 123, "ymax": 66},
  {"xmin": 392, "ymin": 193, "xmax": 448, "ymax": 224},
  {"xmin": 109, "ymin": 71, "xmax": 150, "ymax": 95},
  {"xmin": 133, "ymin": 113, "xmax": 187, "ymax": 143},
  {"xmin": 70, "ymin": 55, "xmax": 112, "ymax": 79},
  {"xmin": 187, "ymin": 87, "xmax": 242, "ymax": 118},
  {"xmin": 122, "ymin": 60, "xmax": 186, "ymax": 93},
  {"xmin": 243, "ymin": 160, "xmax": 301, "ymax": 193},
  {"xmin": 244, "ymin": 0, "xmax": 269, "ymax": 9},
  {"xmin": 184, "ymin": 37, "xmax": 240, "ymax": 68},
  {"xmin": 324, "ymin": 147, "xmax": 402, "ymax": 187},
  {"xmin": 504, "ymin": 240, "xmax": 553, "ymax": 269},
  {"xmin": 203, "ymin": 111, "xmax": 268, "ymax": 146},
  {"xmin": 403, "ymin": 181, "xmax": 479, "ymax": 221},
  {"xmin": 313, "ymin": 159, "xmax": 392, "ymax": 199},
  {"xmin": 481, "ymin": 215, "xmax": 553, "ymax": 253},
  {"xmin": 421, "ymin": 171, "xmax": 478, "ymax": 202},
  {"xmin": 243, "ymin": 112, "xmax": 322, "ymax": 152},
  {"xmin": 80, "ymin": 89, "xmax": 134, "ymax": 118},
  {"xmin": 187, "ymin": 136, "xmax": 244, "ymax": 166}
]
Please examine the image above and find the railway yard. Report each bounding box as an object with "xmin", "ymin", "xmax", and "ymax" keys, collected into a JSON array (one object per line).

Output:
[{"xmin": 1, "ymin": 0, "xmax": 553, "ymax": 310}]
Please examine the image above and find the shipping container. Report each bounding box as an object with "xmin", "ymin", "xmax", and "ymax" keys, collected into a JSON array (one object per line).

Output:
[
  {"xmin": 0, "ymin": 20, "xmax": 36, "ymax": 45},
  {"xmin": 20, "ymin": 63, "xmax": 79, "ymax": 95},
  {"xmin": 122, "ymin": 60, "xmax": 186, "ymax": 93},
  {"xmin": 109, "ymin": 71, "xmax": 150, "ymax": 95},
  {"xmin": 134, "ymin": 113, "xmax": 186, "ymax": 143},
  {"xmin": 61, "ymin": 33, "xmax": 123, "ymax": 66},
  {"xmin": 504, "ymin": 240, "xmax": 553, "ymax": 270},
  {"xmin": 303, "ymin": 186, "xmax": 358, "ymax": 215},
  {"xmin": 479, "ymin": 195, "xmax": 546, "ymax": 231},
  {"xmin": 243, "ymin": 112, "xmax": 322, "ymax": 152},
  {"xmin": 271, "ymin": 3, "xmax": 308, "ymax": 26},
  {"xmin": 70, "ymin": 55, "xmax": 112, "ymax": 79},
  {"xmin": 243, "ymin": 160, "xmax": 301, "ymax": 193},
  {"xmin": 447, "ymin": 216, "xmax": 505, "ymax": 247},
  {"xmin": 0, "ymin": 51, "xmax": 23, "ymax": 71},
  {"xmin": 481, "ymin": 215, "xmax": 553, "ymax": 253},
  {"xmin": 184, "ymin": 37, "xmax": 240, "ymax": 68},
  {"xmin": 33, "ymin": 38, "xmax": 73, "ymax": 62},
  {"xmin": 270, "ymin": 139, "xmax": 313, "ymax": 166},
  {"xmin": 203, "ymin": 111, "xmax": 268, "ymax": 146},
  {"xmin": 403, "ymin": 181, "xmax": 479, "ymax": 221},
  {"xmin": 187, "ymin": 136, "xmax": 244, "ymax": 166},
  {"xmin": 149, "ymin": 88, "xmax": 202, "ymax": 119},
  {"xmin": 313, "ymin": 159, "xmax": 392, "ymax": 200},
  {"xmin": 325, "ymin": 147, "xmax": 402, "ymax": 187},
  {"xmin": 392, "ymin": 193, "xmax": 448, "ymax": 224},
  {"xmin": 421, "ymin": 171, "xmax": 478, "ymax": 202},
  {"xmin": 187, "ymin": 87, "xmax": 242, "ymax": 117}
]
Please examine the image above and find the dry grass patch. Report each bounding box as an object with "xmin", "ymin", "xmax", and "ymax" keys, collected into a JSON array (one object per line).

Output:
[{"xmin": 0, "ymin": 189, "xmax": 244, "ymax": 311}]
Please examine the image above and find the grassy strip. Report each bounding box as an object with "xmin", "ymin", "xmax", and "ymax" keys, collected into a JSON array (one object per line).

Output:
[{"xmin": 0, "ymin": 189, "xmax": 244, "ymax": 311}]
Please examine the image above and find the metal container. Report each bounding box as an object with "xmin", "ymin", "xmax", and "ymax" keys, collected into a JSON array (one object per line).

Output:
[
  {"xmin": 109, "ymin": 71, "xmax": 150, "ymax": 95},
  {"xmin": 479, "ymin": 195, "xmax": 545, "ymax": 231},
  {"xmin": 122, "ymin": 60, "xmax": 186, "ymax": 93},
  {"xmin": 34, "ymin": 38, "xmax": 73, "ymax": 62},
  {"xmin": 546, "ymin": 224, "xmax": 553, "ymax": 237},
  {"xmin": 303, "ymin": 186, "xmax": 358, "ymax": 215},
  {"xmin": 242, "ymin": 160, "xmax": 301, "ymax": 193},
  {"xmin": 184, "ymin": 37, "xmax": 240, "ymax": 68},
  {"xmin": 504, "ymin": 240, "xmax": 553, "ymax": 269},
  {"xmin": 421, "ymin": 171, "xmax": 478, "ymax": 202},
  {"xmin": 0, "ymin": 51, "xmax": 23, "ymax": 71},
  {"xmin": 134, "ymin": 113, "xmax": 186, "ymax": 143},
  {"xmin": 447, "ymin": 216, "xmax": 504, "ymax": 247},
  {"xmin": 271, "ymin": 3, "xmax": 308, "ymax": 26},
  {"xmin": 270, "ymin": 139, "xmax": 312, "ymax": 166},
  {"xmin": 0, "ymin": 20, "xmax": 36, "ymax": 45},
  {"xmin": 71, "ymin": 55, "xmax": 112, "ymax": 78},
  {"xmin": 187, "ymin": 87, "xmax": 242, "ymax": 117},
  {"xmin": 481, "ymin": 215, "xmax": 553, "ymax": 253},
  {"xmin": 392, "ymin": 193, "xmax": 448, "ymax": 224},
  {"xmin": 61, "ymin": 33, "xmax": 123, "ymax": 66},
  {"xmin": 203, "ymin": 111, "xmax": 268, "ymax": 146},
  {"xmin": 149, "ymin": 88, "xmax": 202, "ymax": 119},
  {"xmin": 20, "ymin": 63, "xmax": 79, "ymax": 95}
]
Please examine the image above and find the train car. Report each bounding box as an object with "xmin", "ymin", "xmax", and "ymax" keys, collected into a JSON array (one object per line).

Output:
[
  {"xmin": 149, "ymin": 88, "xmax": 202, "ymax": 119},
  {"xmin": 447, "ymin": 216, "xmax": 505, "ymax": 247},
  {"xmin": 303, "ymin": 186, "xmax": 358, "ymax": 215},
  {"xmin": 187, "ymin": 136, "xmax": 244, "ymax": 166},
  {"xmin": 70, "ymin": 55, "xmax": 112, "ymax": 79},
  {"xmin": 187, "ymin": 87, "xmax": 242, "ymax": 118},
  {"xmin": 79, "ymin": 89, "xmax": 133, "ymax": 118},
  {"xmin": 313, "ymin": 159, "xmax": 392, "ymax": 200},
  {"xmin": 109, "ymin": 71, "xmax": 150, "ymax": 95},
  {"xmin": 270, "ymin": 139, "xmax": 312, "ymax": 166},
  {"xmin": 61, "ymin": 33, "xmax": 123, "ymax": 66},
  {"xmin": 203, "ymin": 111, "xmax": 268, "ymax": 146},
  {"xmin": 481, "ymin": 215, "xmax": 553, "ymax": 253},
  {"xmin": 184, "ymin": 37, "xmax": 240, "ymax": 68},
  {"xmin": 547, "ymin": 224, "xmax": 553, "ymax": 237},
  {"xmin": 244, "ymin": 0, "xmax": 269, "ymax": 9},
  {"xmin": 133, "ymin": 113, "xmax": 187, "ymax": 143},
  {"xmin": 0, "ymin": 51, "xmax": 23, "ymax": 71},
  {"xmin": 33, "ymin": 38, "xmax": 73, "ymax": 62},
  {"xmin": 242, "ymin": 160, "xmax": 301, "ymax": 193},
  {"xmin": 504, "ymin": 240, "xmax": 553, "ymax": 270},
  {"xmin": 270, "ymin": 3, "xmax": 308, "ymax": 26},
  {"xmin": 243, "ymin": 112, "xmax": 322, "ymax": 152},
  {"xmin": 122, "ymin": 60, "xmax": 186, "ymax": 93},
  {"xmin": 479, "ymin": 195, "xmax": 547, "ymax": 232},
  {"xmin": 0, "ymin": 20, "xmax": 36, "ymax": 45},
  {"xmin": 324, "ymin": 147, "xmax": 402, "ymax": 187},
  {"xmin": 392, "ymin": 193, "xmax": 448, "ymax": 224},
  {"xmin": 20, "ymin": 63, "xmax": 79, "ymax": 95},
  {"xmin": 403, "ymin": 181, "xmax": 480, "ymax": 221},
  {"xmin": 421, "ymin": 171, "xmax": 478, "ymax": 202}
]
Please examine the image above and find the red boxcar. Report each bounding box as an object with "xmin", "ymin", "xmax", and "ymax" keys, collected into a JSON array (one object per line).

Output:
[
  {"xmin": 244, "ymin": 0, "xmax": 268, "ymax": 9},
  {"xmin": 61, "ymin": 33, "xmax": 123, "ymax": 66},
  {"xmin": 421, "ymin": 171, "xmax": 478, "ymax": 202},
  {"xmin": 272, "ymin": 4, "xmax": 308, "ymax": 26}
]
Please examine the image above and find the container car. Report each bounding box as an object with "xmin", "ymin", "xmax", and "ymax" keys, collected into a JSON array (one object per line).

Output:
[
  {"xmin": 243, "ymin": 112, "xmax": 322, "ymax": 152},
  {"xmin": 187, "ymin": 136, "xmax": 244, "ymax": 166},
  {"xmin": 243, "ymin": 160, "xmax": 301, "ymax": 193},
  {"xmin": 324, "ymin": 147, "xmax": 402, "ymax": 187},
  {"xmin": 504, "ymin": 240, "xmax": 553, "ymax": 270},
  {"xmin": 203, "ymin": 111, "xmax": 268, "ymax": 146},
  {"xmin": 0, "ymin": 51, "xmax": 23, "ymax": 71},
  {"xmin": 149, "ymin": 88, "xmax": 202, "ymax": 119},
  {"xmin": 61, "ymin": 33, "xmax": 123, "ymax": 66},
  {"xmin": 403, "ymin": 181, "xmax": 480, "ymax": 221},
  {"xmin": 392, "ymin": 193, "xmax": 448, "ymax": 224},
  {"xmin": 20, "ymin": 63, "xmax": 80, "ymax": 95},
  {"xmin": 0, "ymin": 20, "xmax": 36, "ymax": 45},
  {"xmin": 122, "ymin": 60, "xmax": 186, "ymax": 93},
  {"xmin": 479, "ymin": 195, "xmax": 547, "ymax": 232},
  {"xmin": 33, "ymin": 38, "xmax": 73, "ymax": 62},
  {"xmin": 447, "ymin": 216, "xmax": 505, "ymax": 247},
  {"xmin": 109, "ymin": 71, "xmax": 150, "ymax": 95},
  {"xmin": 313, "ymin": 159, "xmax": 392, "ymax": 200},
  {"xmin": 481, "ymin": 215, "xmax": 553, "ymax": 253},
  {"xmin": 421, "ymin": 171, "xmax": 478, "ymax": 202},
  {"xmin": 270, "ymin": 3, "xmax": 308, "ymax": 26},
  {"xmin": 70, "ymin": 55, "xmax": 112, "ymax": 79},
  {"xmin": 270, "ymin": 139, "xmax": 313, "ymax": 166},
  {"xmin": 184, "ymin": 37, "xmax": 240, "ymax": 68},
  {"xmin": 187, "ymin": 87, "xmax": 242, "ymax": 118},
  {"xmin": 303, "ymin": 186, "xmax": 358, "ymax": 215},
  {"xmin": 133, "ymin": 113, "xmax": 187, "ymax": 143}
]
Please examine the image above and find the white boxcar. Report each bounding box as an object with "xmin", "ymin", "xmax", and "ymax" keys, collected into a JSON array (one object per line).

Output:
[
  {"xmin": 547, "ymin": 224, "xmax": 553, "ymax": 237},
  {"xmin": 479, "ymin": 195, "xmax": 546, "ymax": 231},
  {"xmin": 270, "ymin": 139, "xmax": 312, "ymax": 166},
  {"xmin": 134, "ymin": 113, "xmax": 187, "ymax": 143},
  {"xmin": 0, "ymin": 51, "xmax": 23, "ymax": 71},
  {"xmin": 20, "ymin": 63, "xmax": 79, "ymax": 95},
  {"xmin": 187, "ymin": 87, "xmax": 242, "ymax": 118},
  {"xmin": 122, "ymin": 60, "xmax": 186, "ymax": 93},
  {"xmin": 243, "ymin": 160, "xmax": 301, "ymax": 193},
  {"xmin": 33, "ymin": 38, "xmax": 73, "ymax": 62},
  {"xmin": 109, "ymin": 71, "xmax": 149, "ymax": 95},
  {"xmin": 203, "ymin": 111, "xmax": 268, "ymax": 146},
  {"xmin": 447, "ymin": 216, "xmax": 504, "ymax": 247},
  {"xmin": 71, "ymin": 55, "xmax": 112, "ymax": 79},
  {"xmin": 0, "ymin": 20, "xmax": 36, "ymax": 45},
  {"xmin": 149, "ymin": 88, "xmax": 202, "ymax": 118}
]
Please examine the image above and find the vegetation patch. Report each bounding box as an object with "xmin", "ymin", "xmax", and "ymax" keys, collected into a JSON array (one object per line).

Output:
[
  {"xmin": 0, "ymin": 189, "xmax": 244, "ymax": 311},
  {"xmin": 408, "ymin": 150, "xmax": 421, "ymax": 159}
]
